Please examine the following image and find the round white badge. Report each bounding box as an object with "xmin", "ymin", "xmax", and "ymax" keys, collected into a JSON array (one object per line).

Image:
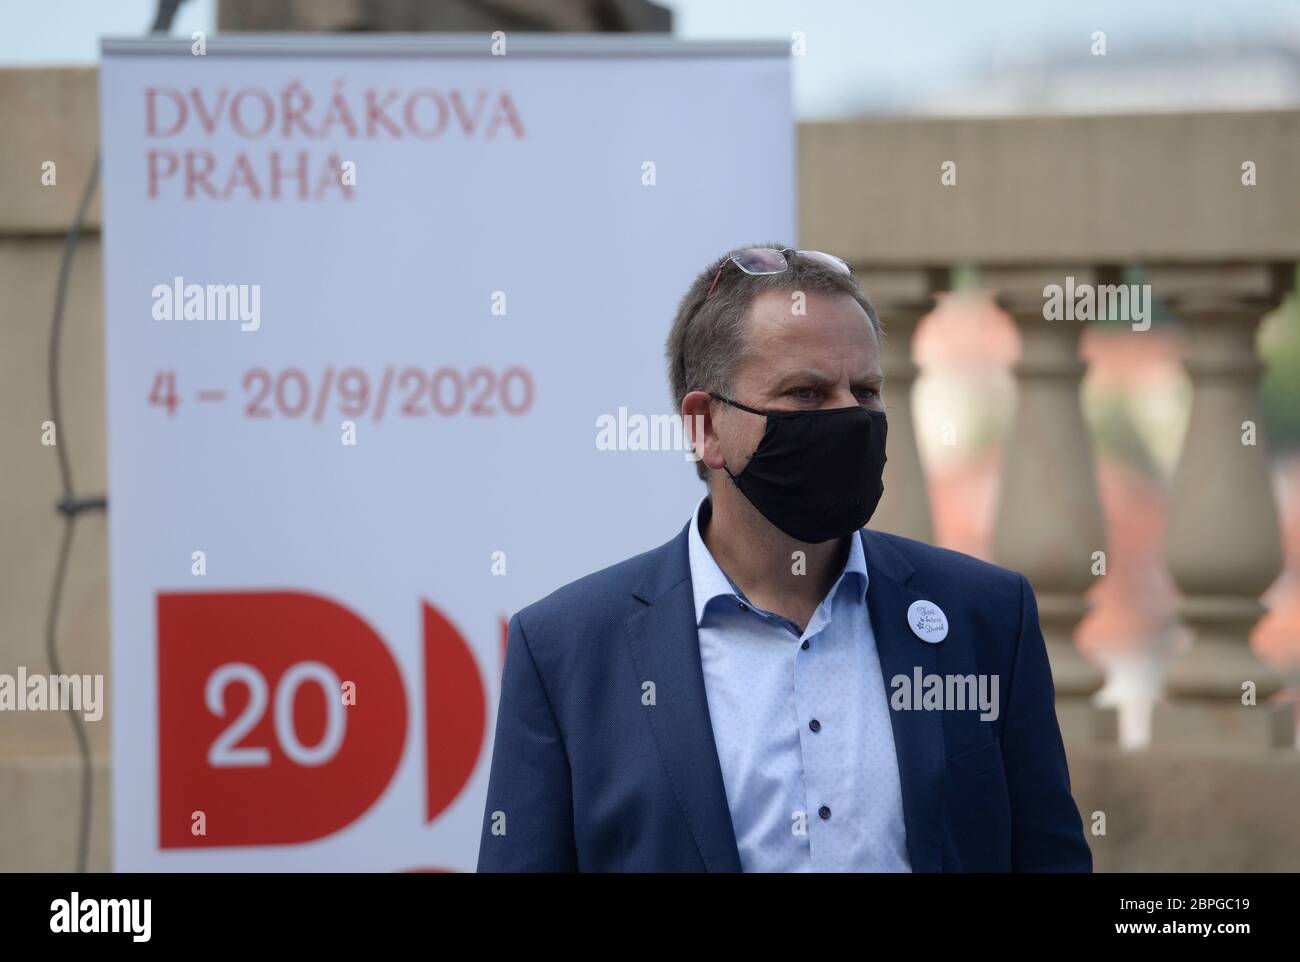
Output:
[{"xmin": 907, "ymin": 600, "xmax": 949, "ymax": 643}]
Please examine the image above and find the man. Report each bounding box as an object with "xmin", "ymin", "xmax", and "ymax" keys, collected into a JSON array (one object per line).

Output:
[{"xmin": 477, "ymin": 245, "xmax": 1092, "ymax": 872}]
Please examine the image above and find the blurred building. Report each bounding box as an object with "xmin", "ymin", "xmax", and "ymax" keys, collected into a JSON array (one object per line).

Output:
[{"xmin": 911, "ymin": 37, "xmax": 1300, "ymax": 115}]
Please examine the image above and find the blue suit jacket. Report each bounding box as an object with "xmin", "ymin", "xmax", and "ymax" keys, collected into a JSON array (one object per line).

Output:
[{"xmin": 477, "ymin": 523, "xmax": 1092, "ymax": 872}]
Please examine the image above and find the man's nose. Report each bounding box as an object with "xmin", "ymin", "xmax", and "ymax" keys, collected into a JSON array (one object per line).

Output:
[{"xmin": 826, "ymin": 387, "xmax": 858, "ymax": 408}]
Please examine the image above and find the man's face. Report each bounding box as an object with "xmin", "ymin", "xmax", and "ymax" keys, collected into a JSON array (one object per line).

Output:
[{"xmin": 705, "ymin": 288, "xmax": 884, "ymax": 477}]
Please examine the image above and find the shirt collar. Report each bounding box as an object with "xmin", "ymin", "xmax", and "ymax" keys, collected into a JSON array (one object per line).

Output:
[{"xmin": 686, "ymin": 495, "xmax": 869, "ymax": 627}]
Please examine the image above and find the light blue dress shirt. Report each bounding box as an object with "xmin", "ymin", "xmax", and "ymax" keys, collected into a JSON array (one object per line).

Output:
[{"xmin": 688, "ymin": 496, "xmax": 912, "ymax": 872}]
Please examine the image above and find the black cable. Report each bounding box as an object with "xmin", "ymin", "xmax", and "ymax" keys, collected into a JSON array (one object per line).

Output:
[
  {"xmin": 45, "ymin": 0, "xmax": 189, "ymax": 874},
  {"xmin": 47, "ymin": 152, "xmax": 100, "ymax": 500},
  {"xmin": 45, "ymin": 150, "xmax": 102, "ymax": 875}
]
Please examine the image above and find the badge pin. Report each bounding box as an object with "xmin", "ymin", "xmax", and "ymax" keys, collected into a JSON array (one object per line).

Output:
[{"xmin": 907, "ymin": 600, "xmax": 948, "ymax": 643}]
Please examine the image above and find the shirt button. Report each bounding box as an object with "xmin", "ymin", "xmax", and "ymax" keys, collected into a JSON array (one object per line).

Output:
[
  {"xmin": 801, "ymin": 640, "xmax": 809, "ymax": 649},
  {"xmin": 737, "ymin": 601, "xmax": 748, "ymax": 611},
  {"xmin": 809, "ymin": 719, "xmax": 821, "ymax": 732},
  {"xmin": 819, "ymin": 805, "xmax": 831, "ymax": 820}
]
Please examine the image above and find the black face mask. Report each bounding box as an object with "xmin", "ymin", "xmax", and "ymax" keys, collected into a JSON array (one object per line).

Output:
[{"xmin": 711, "ymin": 393, "xmax": 887, "ymax": 544}]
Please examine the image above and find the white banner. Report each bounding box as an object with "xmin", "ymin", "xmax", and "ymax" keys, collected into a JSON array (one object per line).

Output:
[{"xmin": 100, "ymin": 34, "xmax": 793, "ymax": 871}]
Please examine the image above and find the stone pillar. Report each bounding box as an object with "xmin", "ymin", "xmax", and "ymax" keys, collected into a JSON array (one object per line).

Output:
[
  {"xmin": 864, "ymin": 268, "xmax": 943, "ymax": 544},
  {"xmin": 984, "ymin": 267, "xmax": 1107, "ymax": 723},
  {"xmin": 1148, "ymin": 264, "xmax": 1295, "ymax": 748}
]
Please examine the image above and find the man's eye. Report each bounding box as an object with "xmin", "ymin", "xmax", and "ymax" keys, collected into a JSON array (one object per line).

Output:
[
  {"xmin": 789, "ymin": 387, "xmax": 818, "ymax": 400},
  {"xmin": 857, "ymin": 388, "xmax": 880, "ymax": 401}
]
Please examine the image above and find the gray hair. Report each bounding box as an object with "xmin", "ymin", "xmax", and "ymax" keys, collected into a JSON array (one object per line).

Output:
[{"xmin": 665, "ymin": 243, "xmax": 881, "ymax": 481}]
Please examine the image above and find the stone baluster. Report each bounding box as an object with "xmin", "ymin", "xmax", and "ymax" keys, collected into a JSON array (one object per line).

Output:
[
  {"xmin": 1148, "ymin": 264, "xmax": 1294, "ymax": 747},
  {"xmin": 864, "ymin": 268, "xmax": 943, "ymax": 544},
  {"xmin": 984, "ymin": 267, "xmax": 1107, "ymax": 733}
]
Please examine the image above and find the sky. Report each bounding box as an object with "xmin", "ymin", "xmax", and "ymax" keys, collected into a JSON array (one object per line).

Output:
[{"xmin": 1, "ymin": 0, "xmax": 1297, "ymax": 117}]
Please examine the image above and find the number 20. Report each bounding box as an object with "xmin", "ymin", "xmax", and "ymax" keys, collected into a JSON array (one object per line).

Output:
[{"xmin": 205, "ymin": 662, "xmax": 346, "ymax": 768}]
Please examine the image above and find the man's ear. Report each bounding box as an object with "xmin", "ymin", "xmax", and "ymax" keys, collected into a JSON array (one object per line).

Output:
[{"xmin": 681, "ymin": 390, "xmax": 727, "ymax": 472}]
